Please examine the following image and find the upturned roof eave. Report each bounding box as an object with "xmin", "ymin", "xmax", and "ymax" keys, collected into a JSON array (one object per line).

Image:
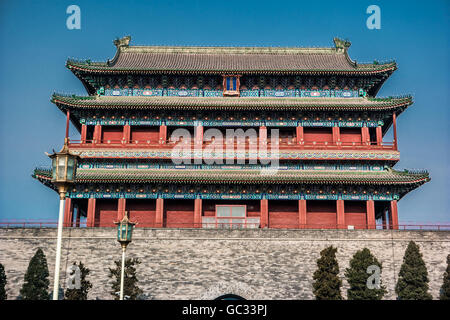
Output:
[
  {"xmin": 33, "ymin": 168, "xmax": 430, "ymax": 185},
  {"xmin": 66, "ymin": 61, "xmax": 397, "ymax": 75},
  {"xmin": 51, "ymin": 95, "xmax": 413, "ymax": 111}
]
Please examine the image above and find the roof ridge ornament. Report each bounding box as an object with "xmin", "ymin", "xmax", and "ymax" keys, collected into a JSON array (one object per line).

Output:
[
  {"xmin": 113, "ymin": 36, "xmax": 131, "ymax": 49},
  {"xmin": 333, "ymin": 37, "xmax": 351, "ymax": 53}
]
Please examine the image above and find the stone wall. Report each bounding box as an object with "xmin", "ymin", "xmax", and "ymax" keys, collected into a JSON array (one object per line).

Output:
[{"xmin": 0, "ymin": 228, "xmax": 449, "ymax": 300}]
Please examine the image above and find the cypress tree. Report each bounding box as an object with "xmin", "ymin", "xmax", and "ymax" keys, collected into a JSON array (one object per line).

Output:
[
  {"xmin": 395, "ymin": 241, "xmax": 432, "ymax": 300},
  {"xmin": 345, "ymin": 248, "xmax": 386, "ymax": 300},
  {"xmin": 108, "ymin": 257, "xmax": 143, "ymax": 300},
  {"xmin": 312, "ymin": 246, "xmax": 342, "ymax": 300},
  {"xmin": 19, "ymin": 248, "xmax": 50, "ymax": 300},
  {"xmin": 64, "ymin": 262, "xmax": 92, "ymax": 300},
  {"xmin": 0, "ymin": 263, "xmax": 7, "ymax": 300},
  {"xmin": 439, "ymin": 254, "xmax": 450, "ymax": 300}
]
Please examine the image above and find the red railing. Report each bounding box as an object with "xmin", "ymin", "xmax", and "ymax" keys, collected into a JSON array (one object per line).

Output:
[
  {"xmin": 1, "ymin": 220, "xmax": 449, "ymax": 231},
  {"xmin": 68, "ymin": 139, "xmax": 396, "ymax": 151}
]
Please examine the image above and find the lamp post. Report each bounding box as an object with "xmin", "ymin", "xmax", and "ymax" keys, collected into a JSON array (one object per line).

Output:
[
  {"xmin": 47, "ymin": 139, "xmax": 79, "ymax": 300},
  {"xmin": 115, "ymin": 211, "xmax": 136, "ymax": 300}
]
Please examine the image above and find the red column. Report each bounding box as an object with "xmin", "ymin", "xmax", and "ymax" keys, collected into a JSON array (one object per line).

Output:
[
  {"xmin": 75, "ymin": 207, "xmax": 80, "ymax": 227},
  {"xmin": 117, "ymin": 198, "xmax": 126, "ymax": 221},
  {"xmin": 65, "ymin": 110, "xmax": 70, "ymax": 140},
  {"xmin": 63, "ymin": 198, "xmax": 73, "ymax": 227},
  {"xmin": 332, "ymin": 126, "xmax": 340, "ymax": 145},
  {"xmin": 260, "ymin": 199, "xmax": 268, "ymax": 228},
  {"xmin": 366, "ymin": 200, "xmax": 376, "ymax": 229},
  {"xmin": 389, "ymin": 200, "xmax": 399, "ymax": 230},
  {"xmin": 376, "ymin": 126, "xmax": 383, "ymax": 146},
  {"xmin": 93, "ymin": 125, "xmax": 102, "ymax": 144},
  {"xmin": 195, "ymin": 125, "xmax": 203, "ymax": 146},
  {"xmin": 80, "ymin": 124, "xmax": 87, "ymax": 143},
  {"xmin": 87, "ymin": 198, "xmax": 96, "ymax": 227},
  {"xmin": 122, "ymin": 125, "xmax": 130, "ymax": 144},
  {"xmin": 337, "ymin": 199, "xmax": 345, "ymax": 229},
  {"xmin": 259, "ymin": 126, "xmax": 267, "ymax": 146},
  {"xmin": 298, "ymin": 199, "xmax": 307, "ymax": 228},
  {"xmin": 159, "ymin": 125, "xmax": 167, "ymax": 144},
  {"xmin": 361, "ymin": 127, "xmax": 370, "ymax": 146},
  {"xmin": 393, "ymin": 112, "xmax": 398, "ymax": 150},
  {"xmin": 155, "ymin": 198, "xmax": 164, "ymax": 228},
  {"xmin": 194, "ymin": 198, "xmax": 202, "ymax": 228},
  {"xmin": 296, "ymin": 126, "xmax": 304, "ymax": 145}
]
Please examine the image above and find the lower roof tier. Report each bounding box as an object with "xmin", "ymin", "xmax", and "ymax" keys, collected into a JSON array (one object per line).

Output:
[{"xmin": 33, "ymin": 167, "xmax": 429, "ymax": 187}]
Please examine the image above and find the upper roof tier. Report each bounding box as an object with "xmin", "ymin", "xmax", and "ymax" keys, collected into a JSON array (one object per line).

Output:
[{"xmin": 67, "ymin": 36, "xmax": 396, "ymax": 75}]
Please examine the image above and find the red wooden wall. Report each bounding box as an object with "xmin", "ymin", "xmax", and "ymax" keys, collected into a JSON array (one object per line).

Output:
[
  {"xmin": 101, "ymin": 126, "xmax": 123, "ymax": 142},
  {"xmin": 303, "ymin": 128, "xmax": 333, "ymax": 143},
  {"xmin": 268, "ymin": 200, "xmax": 298, "ymax": 228},
  {"xmin": 164, "ymin": 199, "xmax": 195, "ymax": 228},
  {"xmin": 340, "ymin": 128, "xmax": 362, "ymax": 143},
  {"xmin": 89, "ymin": 199, "xmax": 371, "ymax": 229},
  {"xmin": 130, "ymin": 126, "xmax": 159, "ymax": 142},
  {"xmin": 94, "ymin": 199, "xmax": 118, "ymax": 227},
  {"xmin": 306, "ymin": 200, "xmax": 337, "ymax": 228},
  {"xmin": 344, "ymin": 200, "xmax": 367, "ymax": 229},
  {"xmin": 127, "ymin": 199, "xmax": 157, "ymax": 227}
]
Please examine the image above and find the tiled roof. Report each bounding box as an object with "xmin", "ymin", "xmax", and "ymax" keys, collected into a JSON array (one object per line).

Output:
[
  {"xmin": 52, "ymin": 95, "xmax": 412, "ymax": 111},
  {"xmin": 66, "ymin": 37, "xmax": 396, "ymax": 75},
  {"xmin": 33, "ymin": 167, "xmax": 429, "ymax": 186}
]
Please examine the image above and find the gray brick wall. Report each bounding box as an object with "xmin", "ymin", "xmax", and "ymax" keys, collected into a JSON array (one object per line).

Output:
[{"xmin": 0, "ymin": 228, "xmax": 449, "ymax": 300}]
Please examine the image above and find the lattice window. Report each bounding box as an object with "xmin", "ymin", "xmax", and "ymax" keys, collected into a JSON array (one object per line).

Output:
[
  {"xmin": 215, "ymin": 205, "xmax": 247, "ymax": 229},
  {"xmin": 223, "ymin": 75, "xmax": 240, "ymax": 96}
]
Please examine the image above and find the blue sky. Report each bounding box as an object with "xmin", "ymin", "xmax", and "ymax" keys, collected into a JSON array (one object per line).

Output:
[{"xmin": 0, "ymin": 0, "xmax": 448, "ymax": 223}]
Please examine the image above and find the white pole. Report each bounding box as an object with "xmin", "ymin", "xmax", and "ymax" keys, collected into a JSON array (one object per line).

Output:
[
  {"xmin": 120, "ymin": 245, "xmax": 126, "ymax": 300},
  {"xmin": 53, "ymin": 197, "xmax": 65, "ymax": 300}
]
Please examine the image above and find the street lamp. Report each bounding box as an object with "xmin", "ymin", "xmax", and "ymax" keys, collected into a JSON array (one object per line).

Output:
[
  {"xmin": 47, "ymin": 139, "xmax": 79, "ymax": 300},
  {"xmin": 115, "ymin": 211, "xmax": 136, "ymax": 300}
]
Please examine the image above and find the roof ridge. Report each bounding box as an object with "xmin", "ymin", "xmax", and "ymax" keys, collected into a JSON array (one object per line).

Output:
[
  {"xmin": 113, "ymin": 35, "xmax": 345, "ymax": 55},
  {"xmin": 119, "ymin": 45, "xmax": 341, "ymax": 55}
]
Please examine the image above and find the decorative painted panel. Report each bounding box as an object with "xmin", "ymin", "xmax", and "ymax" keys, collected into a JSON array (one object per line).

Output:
[
  {"xmin": 68, "ymin": 191, "xmax": 396, "ymax": 201},
  {"xmin": 239, "ymin": 90, "xmax": 259, "ymax": 97},
  {"xmin": 201, "ymin": 120, "xmax": 263, "ymax": 127},
  {"xmin": 166, "ymin": 89, "xmax": 200, "ymax": 97},
  {"xmin": 203, "ymin": 90, "xmax": 223, "ymax": 97},
  {"xmin": 80, "ymin": 117, "xmax": 382, "ymax": 128},
  {"xmin": 101, "ymin": 88, "xmax": 361, "ymax": 98},
  {"xmin": 70, "ymin": 149, "xmax": 400, "ymax": 161},
  {"xmin": 134, "ymin": 89, "xmax": 164, "ymax": 96},
  {"xmin": 261, "ymin": 89, "xmax": 297, "ymax": 97},
  {"xmin": 78, "ymin": 162, "xmax": 388, "ymax": 172}
]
